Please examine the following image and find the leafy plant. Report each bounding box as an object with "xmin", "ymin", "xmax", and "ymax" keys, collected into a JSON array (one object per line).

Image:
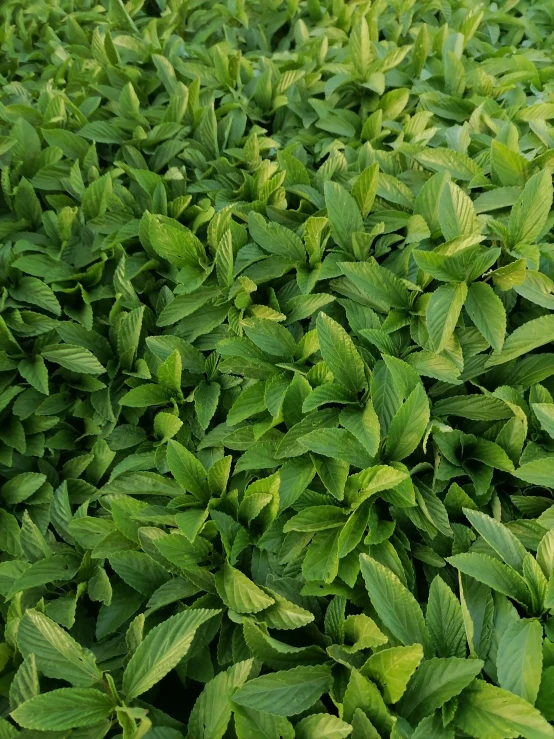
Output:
[{"xmin": 1, "ymin": 0, "xmax": 554, "ymax": 736}]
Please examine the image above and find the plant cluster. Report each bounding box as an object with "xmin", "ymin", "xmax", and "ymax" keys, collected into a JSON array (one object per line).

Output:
[{"xmin": 1, "ymin": 0, "xmax": 554, "ymax": 737}]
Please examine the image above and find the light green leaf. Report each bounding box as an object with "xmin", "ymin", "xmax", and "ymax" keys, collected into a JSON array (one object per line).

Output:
[
  {"xmin": 508, "ymin": 169, "xmax": 553, "ymax": 247},
  {"xmin": 123, "ymin": 609, "xmax": 220, "ymax": 700},
  {"xmin": 486, "ymin": 314, "xmax": 554, "ymax": 367},
  {"xmin": 295, "ymin": 713, "xmax": 352, "ymax": 739},
  {"xmin": 339, "ymin": 260, "xmax": 411, "ymax": 310},
  {"xmin": 465, "ymin": 283, "xmax": 506, "ymax": 352},
  {"xmin": 11, "ymin": 688, "xmax": 113, "ymax": 730},
  {"xmin": 532, "ymin": 403, "xmax": 554, "ymax": 440},
  {"xmin": 17, "ymin": 610, "xmax": 103, "ymax": 688},
  {"xmin": 119, "ymin": 384, "xmax": 174, "ymax": 407},
  {"xmin": 316, "ymin": 313, "xmax": 365, "ymax": 394},
  {"xmin": 41, "ymin": 345, "xmax": 105, "ymax": 375},
  {"xmin": 513, "ymin": 457, "xmax": 554, "ymax": 487},
  {"xmin": 235, "ymin": 706, "xmax": 294, "ymax": 739},
  {"xmin": 537, "ymin": 528, "xmax": 554, "ymax": 579},
  {"xmin": 398, "ymin": 657, "xmax": 484, "ymax": 725},
  {"xmin": 352, "ymin": 163, "xmax": 379, "ymax": 218},
  {"xmin": 361, "ymin": 644, "xmax": 423, "ymax": 703},
  {"xmin": 350, "ymin": 16, "xmax": 371, "ymax": 80},
  {"xmin": 497, "ymin": 619, "xmax": 543, "ymax": 703},
  {"xmin": 385, "ymin": 384, "xmax": 430, "ymax": 461},
  {"xmin": 342, "ymin": 668, "xmax": 392, "ymax": 733},
  {"xmin": 463, "ymin": 508, "xmax": 526, "ymax": 573},
  {"xmin": 439, "ymin": 181, "xmax": 479, "ymax": 240},
  {"xmin": 243, "ymin": 319, "xmax": 297, "ymax": 359},
  {"xmin": 413, "ymin": 148, "xmax": 482, "ymax": 181},
  {"xmin": 491, "ymin": 140, "xmax": 529, "ymax": 187},
  {"xmin": 339, "ymin": 403, "xmax": 380, "ymax": 457},
  {"xmin": 359, "ymin": 554, "xmax": 431, "ymax": 655},
  {"xmin": 456, "ymin": 680, "xmax": 554, "ymax": 739},
  {"xmin": 194, "ymin": 381, "xmax": 220, "ymax": 430},
  {"xmin": 233, "ymin": 665, "xmax": 333, "ymax": 717},
  {"xmin": 215, "ymin": 562, "xmax": 275, "ymax": 613},
  {"xmin": 427, "ymin": 282, "xmax": 467, "ymax": 352},
  {"xmin": 425, "ymin": 576, "xmax": 466, "ymax": 658},
  {"xmin": 447, "ymin": 553, "xmax": 532, "ymax": 607},
  {"xmin": 188, "ymin": 660, "xmax": 253, "ymax": 739},
  {"xmin": 324, "ymin": 181, "xmax": 363, "ymax": 252},
  {"xmin": 166, "ymin": 440, "xmax": 209, "ymax": 500},
  {"xmin": 299, "ymin": 428, "xmax": 373, "ymax": 469}
]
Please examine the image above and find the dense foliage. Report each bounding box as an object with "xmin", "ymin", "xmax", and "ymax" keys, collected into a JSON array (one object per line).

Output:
[{"xmin": 2, "ymin": 0, "xmax": 554, "ymax": 736}]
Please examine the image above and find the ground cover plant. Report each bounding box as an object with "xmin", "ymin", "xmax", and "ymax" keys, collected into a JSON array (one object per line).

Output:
[{"xmin": 2, "ymin": 0, "xmax": 554, "ymax": 736}]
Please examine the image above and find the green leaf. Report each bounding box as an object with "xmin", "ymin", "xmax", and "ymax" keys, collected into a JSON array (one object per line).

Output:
[
  {"xmin": 302, "ymin": 528, "xmax": 341, "ymax": 584},
  {"xmin": 11, "ymin": 688, "xmax": 113, "ymax": 730},
  {"xmin": 81, "ymin": 174, "xmax": 112, "ymax": 220},
  {"xmin": 385, "ymin": 384, "xmax": 430, "ymax": 461},
  {"xmin": 432, "ymin": 394, "xmax": 511, "ymax": 421},
  {"xmin": 342, "ymin": 668, "xmax": 392, "ymax": 733},
  {"xmin": 248, "ymin": 213, "xmax": 305, "ymax": 262},
  {"xmin": 339, "ymin": 403, "xmax": 380, "ymax": 457},
  {"xmin": 300, "ymin": 427, "xmax": 373, "ymax": 469},
  {"xmin": 447, "ymin": 553, "xmax": 532, "ymax": 607},
  {"xmin": 398, "ymin": 657, "xmax": 484, "ymax": 724},
  {"xmin": 235, "ymin": 707, "xmax": 294, "ymax": 739},
  {"xmin": 339, "ymin": 260, "xmax": 411, "ymax": 310},
  {"xmin": 352, "ymin": 163, "xmax": 379, "ymax": 218},
  {"xmin": 233, "ymin": 665, "xmax": 333, "ymax": 717},
  {"xmin": 18, "ymin": 356, "xmax": 49, "ymax": 395},
  {"xmin": 425, "ymin": 576, "xmax": 466, "ymax": 658},
  {"xmin": 325, "ymin": 181, "xmax": 363, "ymax": 252},
  {"xmin": 413, "ymin": 148, "xmax": 482, "ymax": 181},
  {"xmin": 41, "ymin": 345, "xmax": 105, "ymax": 375},
  {"xmin": 508, "ymin": 170, "xmax": 553, "ymax": 247},
  {"xmin": 9, "ymin": 654, "xmax": 39, "ymax": 709},
  {"xmin": 439, "ymin": 181, "xmax": 479, "ymax": 240},
  {"xmin": 243, "ymin": 619, "xmax": 326, "ymax": 669},
  {"xmin": 532, "ymin": 403, "xmax": 554, "ymax": 440},
  {"xmin": 2, "ymin": 472, "xmax": 46, "ymax": 505},
  {"xmin": 123, "ymin": 609, "xmax": 219, "ymax": 700},
  {"xmin": 345, "ymin": 464, "xmax": 410, "ymax": 508},
  {"xmin": 456, "ymin": 680, "xmax": 554, "ymax": 739},
  {"xmin": 166, "ymin": 440, "xmax": 209, "ymax": 500},
  {"xmin": 361, "ymin": 644, "xmax": 423, "ymax": 703},
  {"xmin": 486, "ymin": 315, "xmax": 554, "ymax": 366},
  {"xmin": 17, "ymin": 610, "xmax": 103, "ymax": 687},
  {"xmin": 426, "ymin": 282, "xmax": 467, "ymax": 352},
  {"xmin": 109, "ymin": 551, "xmax": 169, "ymax": 595},
  {"xmin": 119, "ymin": 384, "xmax": 174, "ymax": 407},
  {"xmin": 359, "ymin": 554, "xmax": 431, "ymax": 655},
  {"xmin": 464, "ymin": 283, "xmax": 506, "ymax": 352},
  {"xmin": 195, "ymin": 381, "xmax": 220, "ymax": 430},
  {"xmin": 283, "ymin": 506, "xmax": 347, "ymax": 533},
  {"xmin": 188, "ymin": 660, "xmax": 253, "ymax": 739},
  {"xmin": 316, "ymin": 313, "xmax": 365, "ymax": 394},
  {"xmin": 537, "ymin": 528, "xmax": 554, "ymax": 579},
  {"xmin": 463, "ymin": 508, "xmax": 527, "ymax": 572},
  {"xmin": 513, "ymin": 457, "xmax": 554, "ymax": 487},
  {"xmin": 243, "ymin": 319, "xmax": 297, "ymax": 359},
  {"xmin": 295, "ymin": 713, "xmax": 352, "ymax": 739},
  {"xmin": 496, "ymin": 619, "xmax": 543, "ymax": 703},
  {"xmin": 215, "ymin": 562, "xmax": 275, "ymax": 613}
]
